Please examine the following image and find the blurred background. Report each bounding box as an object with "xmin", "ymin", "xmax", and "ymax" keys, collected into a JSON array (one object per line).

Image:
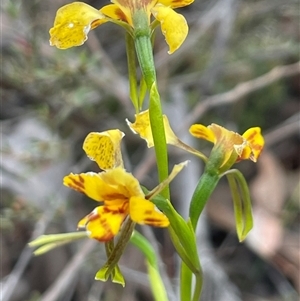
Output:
[{"xmin": 1, "ymin": 0, "xmax": 299, "ymax": 300}]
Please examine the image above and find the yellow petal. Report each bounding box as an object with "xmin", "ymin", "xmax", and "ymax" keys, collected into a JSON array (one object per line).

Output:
[
  {"xmin": 129, "ymin": 196, "xmax": 169, "ymax": 227},
  {"xmin": 151, "ymin": 5, "xmax": 188, "ymax": 54},
  {"xmin": 241, "ymin": 127, "xmax": 265, "ymax": 161},
  {"xmin": 63, "ymin": 172, "xmax": 106, "ymax": 201},
  {"xmin": 64, "ymin": 168, "xmax": 144, "ymax": 203},
  {"xmin": 107, "ymin": 0, "xmax": 133, "ymax": 26},
  {"xmin": 127, "ymin": 110, "xmax": 153, "ymax": 147},
  {"xmin": 189, "ymin": 124, "xmax": 216, "ymax": 143},
  {"xmin": 83, "ymin": 130, "xmax": 125, "ymax": 170},
  {"xmin": 162, "ymin": 114, "xmax": 181, "ymax": 145},
  {"xmin": 104, "ymin": 199, "xmax": 129, "ymax": 212},
  {"xmin": 127, "ymin": 109, "xmax": 179, "ymax": 147},
  {"xmin": 100, "ymin": 4, "xmax": 130, "ymax": 24},
  {"xmin": 159, "ymin": 0, "xmax": 194, "ymax": 9},
  {"xmin": 209, "ymin": 124, "xmax": 244, "ymax": 147},
  {"xmin": 99, "ymin": 167, "xmax": 144, "ymax": 199},
  {"xmin": 78, "ymin": 206, "xmax": 127, "ymax": 241},
  {"xmin": 49, "ymin": 2, "xmax": 107, "ymax": 49}
]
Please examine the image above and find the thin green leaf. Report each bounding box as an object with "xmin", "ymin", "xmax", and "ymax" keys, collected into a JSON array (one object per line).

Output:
[
  {"xmin": 126, "ymin": 32, "xmax": 139, "ymax": 112},
  {"xmin": 138, "ymin": 76, "xmax": 148, "ymax": 109},
  {"xmin": 130, "ymin": 231, "xmax": 168, "ymax": 301},
  {"xmin": 29, "ymin": 232, "xmax": 87, "ymax": 248},
  {"xmin": 225, "ymin": 169, "xmax": 253, "ymax": 241}
]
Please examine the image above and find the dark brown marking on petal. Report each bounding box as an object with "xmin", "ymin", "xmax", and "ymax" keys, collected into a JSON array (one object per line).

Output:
[
  {"xmin": 144, "ymin": 217, "xmax": 167, "ymax": 227},
  {"xmin": 192, "ymin": 128, "xmax": 210, "ymax": 140},
  {"xmin": 94, "ymin": 213, "xmax": 122, "ymax": 242},
  {"xmin": 78, "ymin": 175, "xmax": 85, "ymax": 183},
  {"xmin": 102, "ymin": 207, "xmax": 111, "ymax": 213},
  {"xmin": 115, "ymin": 203, "xmax": 128, "ymax": 214},
  {"xmin": 246, "ymin": 131, "xmax": 257, "ymax": 142},
  {"xmin": 114, "ymin": 7, "xmax": 128, "ymax": 22},
  {"xmin": 252, "ymin": 143, "xmax": 263, "ymax": 151},
  {"xmin": 69, "ymin": 176, "xmax": 85, "ymax": 190},
  {"xmin": 103, "ymin": 202, "xmax": 129, "ymax": 214},
  {"xmin": 121, "ymin": 202, "xmax": 129, "ymax": 213},
  {"xmin": 67, "ymin": 183, "xmax": 84, "ymax": 193},
  {"xmin": 91, "ymin": 19, "xmax": 103, "ymax": 29},
  {"xmin": 87, "ymin": 211, "xmax": 100, "ymax": 222},
  {"xmin": 106, "ymin": 192, "xmax": 128, "ymax": 199}
]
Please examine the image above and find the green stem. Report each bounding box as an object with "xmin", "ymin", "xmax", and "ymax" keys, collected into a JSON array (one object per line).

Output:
[
  {"xmin": 180, "ymin": 263, "xmax": 192, "ymax": 301},
  {"xmin": 134, "ymin": 14, "xmax": 169, "ymax": 199},
  {"xmin": 189, "ymin": 168, "xmax": 220, "ymax": 230},
  {"xmin": 180, "ymin": 255, "xmax": 203, "ymax": 301},
  {"xmin": 103, "ymin": 219, "xmax": 136, "ymax": 277},
  {"xmin": 183, "ymin": 167, "xmax": 219, "ymax": 300},
  {"xmin": 149, "ymin": 84, "xmax": 170, "ymax": 199},
  {"xmin": 133, "ymin": 10, "xmax": 155, "ymax": 87},
  {"xmin": 134, "ymin": 34, "xmax": 156, "ymax": 87}
]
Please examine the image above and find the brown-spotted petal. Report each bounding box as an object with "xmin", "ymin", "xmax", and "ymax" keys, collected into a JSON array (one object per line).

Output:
[
  {"xmin": 83, "ymin": 130, "xmax": 125, "ymax": 170},
  {"xmin": 129, "ymin": 196, "xmax": 169, "ymax": 227},
  {"xmin": 78, "ymin": 206, "xmax": 127, "ymax": 241}
]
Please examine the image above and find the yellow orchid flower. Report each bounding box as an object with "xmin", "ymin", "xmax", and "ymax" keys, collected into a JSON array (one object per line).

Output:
[
  {"xmin": 64, "ymin": 167, "xmax": 170, "ymax": 241},
  {"xmin": 63, "ymin": 130, "xmax": 187, "ymax": 242},
  {"xmin": 49, "ymin": 0, "xmax": 193, "ymax": 53},
  {"xmin": 189, "ymin": 123, "xmax": 265, "ymax": 170}
]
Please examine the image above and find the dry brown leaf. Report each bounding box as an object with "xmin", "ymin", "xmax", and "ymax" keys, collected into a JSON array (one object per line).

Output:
[
  {"xmin": 247, "ymin": 151, "xmax": 287, "ymax": 257},
  {"xmin": 246, "ymin": 208, "xmax": 283, "ymax": 257},
  {"xmin": 250, "ymin": 151, "xmax": 287, "ymax": 213}
]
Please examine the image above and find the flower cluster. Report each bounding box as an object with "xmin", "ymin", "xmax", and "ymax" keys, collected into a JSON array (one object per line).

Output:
[{"xmin": 30, "ymin": 2, "xmax": 266, "ymax": 295}]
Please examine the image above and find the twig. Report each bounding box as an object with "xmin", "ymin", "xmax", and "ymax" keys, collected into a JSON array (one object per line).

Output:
[
  {"xmin": 86, "ymin": 32, "xmax": 131, "ymax": 111},
  {"xmin": 0, "ymin": 156, "xmax": 90, "ymax": 301},
  {"xmin": 181, "ymin": 62, "xmax": 300, "ymax": 129},
  {"xmin": 264, "ymin": 113, "xmax": 300, "ymax": 146},
  {"xmin": 0, "ymin": 187, "xmax": 70, "ymax": 301},
  {"xmin": 40, "ymin": 238, "xmax": 153, "ymax": 301},
  {"xmin": 40, "ymin": 239, "xmax": 97, "ymax": 301},
  {"xmin": 155, "ymin": 0, "xmax": 227, "ymax": 71},
  {"xmin": 196, "ymin": 0, "xmax": 239, "ymax": 91}
]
